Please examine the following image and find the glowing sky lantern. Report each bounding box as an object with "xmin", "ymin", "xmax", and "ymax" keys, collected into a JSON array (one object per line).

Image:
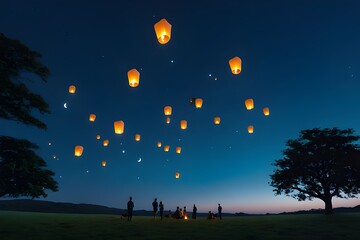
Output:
[
  {"xmin": 164, "ymin": 106, "xmax": 172, "ymax": 116},
  {"xmin": 74, "ymin": 145, "xmax": 83, "ymax": 157},
  {"xmin": 102, "ymin": 161, "xmax": 106, "ymax": 167},
  {"xmin": 175, "ymin": 172, "xmax": 180, "ymax": 179},
  {"xmin": 103, "ymin": 140, "xmax": 109, "ymax": 146},
  {"xmin": 68, "ymin": 85, "xmax": 76, "ymax": 94},
  {"xmin": 127, "ymin": 68, "xmax": 140, "ymax": 87},
  {"xmin": 114, "ymin": 120, "xmax": 124, "ymax": 134},
  {"xmin": 245, "ymin": 99, "xmax": 254, "ymax": 110},
  {"xmin": 195, "ymin": 98, "xmax": 203, "ymax": 109},
  {"xmin": 248, "ymin": 125, "xmax": 254, "ymax": 134},
  {"xmin": 52, "ymin": 155, "xmax": 56, "ymax": 159},
  {"xmin": 164, "ymin": 145, "xmax": 170, "ymax": 152},
  {"xmin": 96, "ymin": 135, "xmax": 101, "ymax": 140},
  {"xmin": 135, "ymin": 134, "xmax": 141, "ymax": 141},
  {"xmin": 89, "ymin": 114, "xmax": 96, "ymax": 122},
  {"xmin": 154, "ymin": 18, "xmax": 172, "ymax": 44},
  {"xmin": 157, "ymin": 141, "xmax": 162, "ymax": 147},
  {"xmin": 180, "ymin": 120, "xmax": 187, "ymax": 130},
  {"xmin": 176, "ymin": 147, "xmax": 182, "ymax": 154},
  {"xmin": 228, "ymin": 56, "xmax": 242, "ymax": 74},
  {"xmin": 214, "ymin": 117, "xmax": 221, "ymax": 125},
  {"xmin": 166, "ymin": 117, "xmax": 171, "ymax": 124},
  {"xmin": 263, "ymin": 107, "xmax": 270, "ymax": 116}
]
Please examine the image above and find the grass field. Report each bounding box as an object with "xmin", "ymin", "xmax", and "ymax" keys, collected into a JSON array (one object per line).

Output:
[{"xmin": 0, "ymin": 211, "xmax": 359, "ymax": 240}]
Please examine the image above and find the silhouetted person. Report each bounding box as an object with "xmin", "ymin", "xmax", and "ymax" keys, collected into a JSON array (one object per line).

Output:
[
  {"xmin": 183, "ymin": 206, "xmax": 187, "ymax": 219},
  {"xmin": 179, "ymin": 208, "xmax": 183, "ymax": 219},
  {"xmin": 192, "ymin": 204, "xmax": 197, "ymax": 219},
  {"xmin": 174, "ymin": 206, "xmax": 180, "ymax": 219},
  {"xmin": 152, "ymin": 198, "xmax": 158, "ymax": 219},
  {"xmin": 218, "ymin": 203, "xmax": 222, "ymax": 220},
  {"xmin": 127, "ymin": 197, "xmax": 134, "ymax": 221},
  {"xmin": 159, "ymin": 201, "xmax": 164, "ymax": 220}
]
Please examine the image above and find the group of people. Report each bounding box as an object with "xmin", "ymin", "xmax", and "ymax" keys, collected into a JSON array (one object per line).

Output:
[{"xmin": 126, "ymin": 197, "xmax": 222, "ymax": 221}]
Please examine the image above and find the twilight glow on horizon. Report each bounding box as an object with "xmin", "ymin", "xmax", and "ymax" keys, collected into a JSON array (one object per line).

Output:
[{"xmin": 1, "ymin": 0, "xmax": 359, "ymax": 214}]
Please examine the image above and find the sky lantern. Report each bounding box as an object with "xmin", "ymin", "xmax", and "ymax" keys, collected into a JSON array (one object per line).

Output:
[
  {"xmin": 135, "ymin": 134, "xmax": 141, "ymax": 141},
  {"xmin": 154, "ymin": 18, "xmax": 172, "ymax": 44},
  {"xmin": 176, "ymin": 147, "xmax": 182, "ymax": 154},
  {"xmin": 263, "ymin": 107, "xmax": 270, "ymax": 116},
  {"xmin": 228, "ymin": 56, "xmax": 242, "ymax": 74},
  {"xmin": 166, "ymin": 117, "xmax": 171, "ymax": 124},
  {"xmin": 164, "ymin": 106, "xmax": 172, "ymax": 116},
  {"xmin": 214, "ymin": 117, "xmax": 221, "ymax": 125},
  {"xmin": 180, "ymin": 120, "xmax": 187, "ymax": 130},
  {"xmin": 68, "ymin": 85, "xmax": 76, "ymax": 93},
  {"xmin": 103, "ymin": 140, "xmax": 109, "ymax": 146},
  {"xmin": 89, "ymin": 114, "xmax": 96, "ymax": 122},
  {"xmin": 164, "ymin": 145, "xmax": 170, "ymax": 152},
  {"xmin": 157, "ymin": 141, "xmax": 162, "ymax": 147},
  {"xmin": 175, "ymin": 172, "xmax": 180, "ymax": 179},
  {"xmin": 52, "ymin": 155, "xmax": 56, "ymax": 159},
  {"xmin": 245, "ymin": 99, "xmax": 254, "ymax": 110},
  {"xmin": 114, "ymin": 120, "xmax": 125, "ymax": 134},
  {"xmin": 74, "ymin": 145, "xmax": 83, "ymax": 157},
  {"xmin": 127, "ymin": 68, "xmax": 140, "ymax": 87},
  {"xmin": 102, "ymin": 161, "xmax": 106, "ymax": 167},
  {"xmin": 248, "ymin": 125, "xmax": 254, "ymax": 134},
  {"xmin": 195, "ymin": 98, "xmax": 203, "ymax": 108},
  {"xmin": 96, "ymin": 135, "xmax": 101, "ymax": 140}
]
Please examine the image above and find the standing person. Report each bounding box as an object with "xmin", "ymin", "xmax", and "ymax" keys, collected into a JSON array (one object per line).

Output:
[
  {"xmin": 192, "ymin": 204, "xmax": 197, "ymax": 219},
  {"xmin": 218, "ymin": 203, "xmax": 222, "ymax": 220},
  {"xmin": 159, "ymin": 201, "xmax": 164, "ymax": 220},
  {"xmin": 127, "ymin": 197, "xmax": 134, "ymax": 221},
  {"xmin": 152, "ymin": 198, "xmax": 158, "ymax": 219},
  {"xmin": 183, "ymin": 206, "xmax": 187, "ymax": 219}
]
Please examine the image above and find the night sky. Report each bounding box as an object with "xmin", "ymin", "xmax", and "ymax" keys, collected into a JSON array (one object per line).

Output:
[{"xmin": 1, "ymin": 0, "xmax": 360, "ymax": 214}]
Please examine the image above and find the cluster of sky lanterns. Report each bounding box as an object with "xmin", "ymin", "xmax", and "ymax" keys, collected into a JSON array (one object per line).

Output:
[{"xmin": 68, "ymin": 17, "xmax": 270, "ymax": 178}]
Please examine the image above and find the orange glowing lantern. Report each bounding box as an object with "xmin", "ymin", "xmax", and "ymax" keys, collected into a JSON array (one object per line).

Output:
[
  {"xmin": 74, "ymin": 145, "xmax": 83, "ymax": 157},
  {"xmin": 135, "ymin": 134, "xmax": 141, "ymax": 141},
  {"xmin": 195, "ymin": 98, "xmax": 203, "ymax": 108},
  {"xmin": 164, "ymin": 145, "xmax": 170, "ymax": 152},
  {"xmin": 96, "ymin": 135, "xmax": 101, "ymax": 140},
  {"xmin": 102, "ymin": 161, "xmax": 106, "ymax": 167},
  {"xmin": 214, "ymin": 117, "xmax": 221, "ymax": 125},
  {"xmin": 127, "ymin": 68, "xmax": 140, "ymax": 87},
  {"xmin": 248, "ymin": 125, "xmax": 254, "ymax": 134},
  {"xmin": 228, "ymin": 56, "xmax": 242, "ymax": 74},
  {"xmin": 164, "ymin": 106, "xmax": 172, "ymax": 116},
  {"xmin": 154, "ymin": 18, "xmax": 172, "ymax": 44},
  {"xmin": 52, "ymin": 155, "xmax": 56, "ymax": 159},
  {"xmin": 114, "ymin": 120, "xmax": 125, "ymax": 134},
  {"xmin": 89, "ymin": 114, "xmax": 96, "ymax": 122},
  {"xmin": 245, "ymin": 99, "xmax": 254, "ymax": 110},
  {"xmin": 176, "ymin": 147, "xmax": 182, "ymax": 154},
  {"xmin": 175, "ymin": 172, "xmax": 180, "ymax": 179},
  {"xmin": 68, "ymin": 85, "xmax": 76, "ymax": 94},
  {"xmin": 180, "ymin": 120, "xmax": 187, "ymax": 130},
  {"xmin": 157, "ymin": 141, "xmax": 162, "ymax": 147},
  {"xmin": 103, "ymin": 140, "xmax": 109, "ymax": 146},
  {"xmin": 263, "ymin": 107, "xmax": 270, "ymax": 116},
  {"xmin": 166, "ymin": 117, "xmax": 171, "ymax": 124}
]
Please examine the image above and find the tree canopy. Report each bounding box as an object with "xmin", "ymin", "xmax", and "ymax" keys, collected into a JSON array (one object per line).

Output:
[
  {"xmin": 0, "ymin": 33, "xmax": 58, "ymax": 199},
  {"xmin": 0, "ymin": 136, "xmax": 58, "ymax": 198},
  {"xmin": 270, "ymin": 128, "xmax": 360, "ymax": 214},
  {"xmin": 0, "ymin": 33, "xmax": 50, "ymax": 129}
]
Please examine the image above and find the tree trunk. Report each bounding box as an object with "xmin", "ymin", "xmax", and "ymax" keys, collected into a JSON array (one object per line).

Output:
[{"xmin": 324, "ymin": 196, "xmax": 333, "ymax": 215}]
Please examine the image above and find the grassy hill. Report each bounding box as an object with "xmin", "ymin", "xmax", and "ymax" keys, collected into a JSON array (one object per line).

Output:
[{"xmin": 0, "ymin": 211, "xmax": 359, "ymax": 240}]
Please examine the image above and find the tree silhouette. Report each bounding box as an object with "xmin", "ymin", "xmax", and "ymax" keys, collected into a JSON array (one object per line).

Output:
[
  {"xmin": 0, "ymin": 136, "xmax": 58, "ymax": 198},
  {"xmin": 0, "ymin": 33, "xmax": 58, "ymax": 198},
  {"xmin": 270, "ymin": 128, "xmax": 360, "ymax": 214},
  {"xmin": 0, "ymin": 33, "xmax": 50, "ymax": 129}
]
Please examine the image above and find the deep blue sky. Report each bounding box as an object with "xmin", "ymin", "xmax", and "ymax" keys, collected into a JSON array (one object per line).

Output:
[{"xmin": 1, "ymin": 0, "xmax": 359, "ymax": 213}]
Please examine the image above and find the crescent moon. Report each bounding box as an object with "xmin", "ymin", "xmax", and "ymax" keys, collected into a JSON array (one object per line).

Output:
[{"xmin": 64, "ymin": 103, "xmax": 67, "ymax": 109}]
